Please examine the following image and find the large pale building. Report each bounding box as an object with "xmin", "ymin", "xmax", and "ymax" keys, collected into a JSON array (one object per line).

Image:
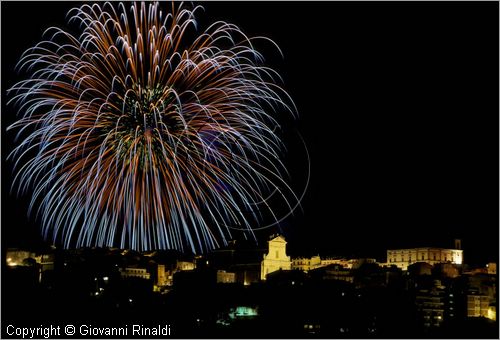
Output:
[
  {"xmin": 260, "ymin": 235, "xmax": 291, "ymax": 280},
  {"xmin": 386, "ymin": 246, "xmax": 463, "ymax": 271}
]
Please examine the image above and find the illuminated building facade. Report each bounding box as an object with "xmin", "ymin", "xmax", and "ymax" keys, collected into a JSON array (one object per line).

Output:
[
  {"xmin": 5, "ymin": 249, "xmax": 54, "ymax": 268},
  {"xmin": 386, "ymin": 247, "xmax": 463, "ymax": 270},
  {"xmin": 487, "ymin": 262, "xmax": 497, "ymax": 275},
  {"xmin": 154, "ymin": 260, "xmax": 196, "ymax": 290},
  {"xmin": 156, "ymin": 264, "xmax": 168, "ymax": 287},
  {"xmin": 260, "ymin": 235, "xmax": 291, "ymax": 280},
  {"xmin": 120, "ymin": 267, "xmax": 151, "ymax": 280},
  {"xmin": 467, "ymin": 294, "xmax": 492, "ymax": 318},
  {"xmin": 292, "ymin": 256, "xmax": 321, "ymax": 272},
  {"xmin": 217, "ymin": 270, "xmax": 236, "ymax": 283},
  {"xmin": 5, "ymin": 250, "xmax": 31, "ymax": 266},
  {"xmin": 319, "ymin": 257, "xmax": 377, "ymax": 269},
  {"xmin": 292, "ymin": 256, "xmax": 378, "ymax": 272},
  {"xmin": 6, "ymin": 248, "xmax": 55, "ymax": 283},
  {"xmin": 176, "ymin": 261, "xmax": 195, "ymax": 271},
  {"xmin": 466, "ymin": 272, "xmax": 497, "ymax": 321},
  {"xmin": 318, "ymin": 257, "xmax": 339, "ymax": 267}
]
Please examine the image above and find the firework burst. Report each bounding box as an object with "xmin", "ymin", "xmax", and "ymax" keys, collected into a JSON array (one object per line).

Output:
[{"xmin": 8, "ymin": 2, "xmax": 297, "ymax": 253}]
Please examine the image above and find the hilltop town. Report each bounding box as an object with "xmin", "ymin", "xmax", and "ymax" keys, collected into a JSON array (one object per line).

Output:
[{"xmin": 3, "ymin": 235, "xmax": 497, "ymax": 337}]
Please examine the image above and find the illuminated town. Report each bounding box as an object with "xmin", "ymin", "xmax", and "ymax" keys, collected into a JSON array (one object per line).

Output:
[{"xmin": 3, "ymin": 236, "xmax": 497, "ymax": 338}]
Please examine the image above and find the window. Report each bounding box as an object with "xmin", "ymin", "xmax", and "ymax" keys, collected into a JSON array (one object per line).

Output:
[{"xmin": 276, "ymin": 250, "xmax": 279, "ymax": 259}]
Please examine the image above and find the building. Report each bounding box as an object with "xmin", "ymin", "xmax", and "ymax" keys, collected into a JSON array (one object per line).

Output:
[
  {"xmin": 466, "ymin": 272, "xmax": 497, "ymax": 321},
  {"xmin": 414, "ymin": 279, "xmax": 446, "ymax": 328},
  {"xmin": 6, "ymin": 248, "xmax": 55, "ymax": 283},
  {"xmin": 307, "ymin": 264, "xmax": 355, "ymax": 284},
  {"xmin": 233, "ymin": 264, "xmax": 261, "ymax": 285},
  {"xmin": 176, "ymin": 260, "xmax": 195, "ymax": 271},
  {"xmin": 408, "ymin": 262, "xmax": 433, "ymax": 276},
  {"xmin": 120, "ymin": 267, "xmax": 151, "ymax": 280},
  {"xmin": 205, "ymin": 239, "xmax": 265, "ymax": 285},
  {"xmin": 319, "ymin": 257, "xmax": 339, "ymax": 267},
  {"xmin": 322, "ymin": 257, "xmax": 377, "ymax": 269},
  {"xmin": 467, "ymin": 294, "xmax": 491, "ymax": 318},
  {"xmin": 6, "ymin": 250, "xmax": 32, "ymax": 266},
  {"xmin": 486, "ymin": 263, "xmax": 497, "ymax": 275},
  {"xmin": 292, "ymin": 256, "xmax": 321, "ymax": 272},
  {"xmin": 5, "ymin": 249, "xmax": 54, "ymax": 269},
  {"xmin": 434, "ymin": 262, "xmax": 460, "ymax": 278},
  {"xmin": 156, "ymin": 264, "xmax": 168, "ymax": 287},
  {"xmin": 386, "ymin": 247, "xmax": 463, "ymax": 271},
  {"xmin": 260, "ymin": 235, "xmax": 291, "ymax": 280},
  {"xmin": 217, "ymin": 270, "xmax": 236, "ymax": 284},
  {"xmin": 292, "ymin": 256, "xmax": 378, "ymax": 272},
  {"xmin": 322, "ymin": 265, "xmax": 355, "ymax": 283},
  {"xmin": 154, "ymin": 259, "xmax": 196, "ymax": 289}
]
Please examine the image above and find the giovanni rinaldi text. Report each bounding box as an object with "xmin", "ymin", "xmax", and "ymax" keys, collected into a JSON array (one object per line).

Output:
[{"xmin": 6, "ymin": 324, "xmax": 172, "ymax": 338}]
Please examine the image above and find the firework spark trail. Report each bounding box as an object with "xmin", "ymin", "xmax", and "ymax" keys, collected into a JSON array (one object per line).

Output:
[{"xmin": 8, "ymin": 2, "xmax": 299, "ymax": 253}]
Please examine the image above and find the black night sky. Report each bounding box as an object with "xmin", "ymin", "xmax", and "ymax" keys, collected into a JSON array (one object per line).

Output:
[{"xmin": 2, "ymin": 2, "xmax": 498, "ymax": 265}]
